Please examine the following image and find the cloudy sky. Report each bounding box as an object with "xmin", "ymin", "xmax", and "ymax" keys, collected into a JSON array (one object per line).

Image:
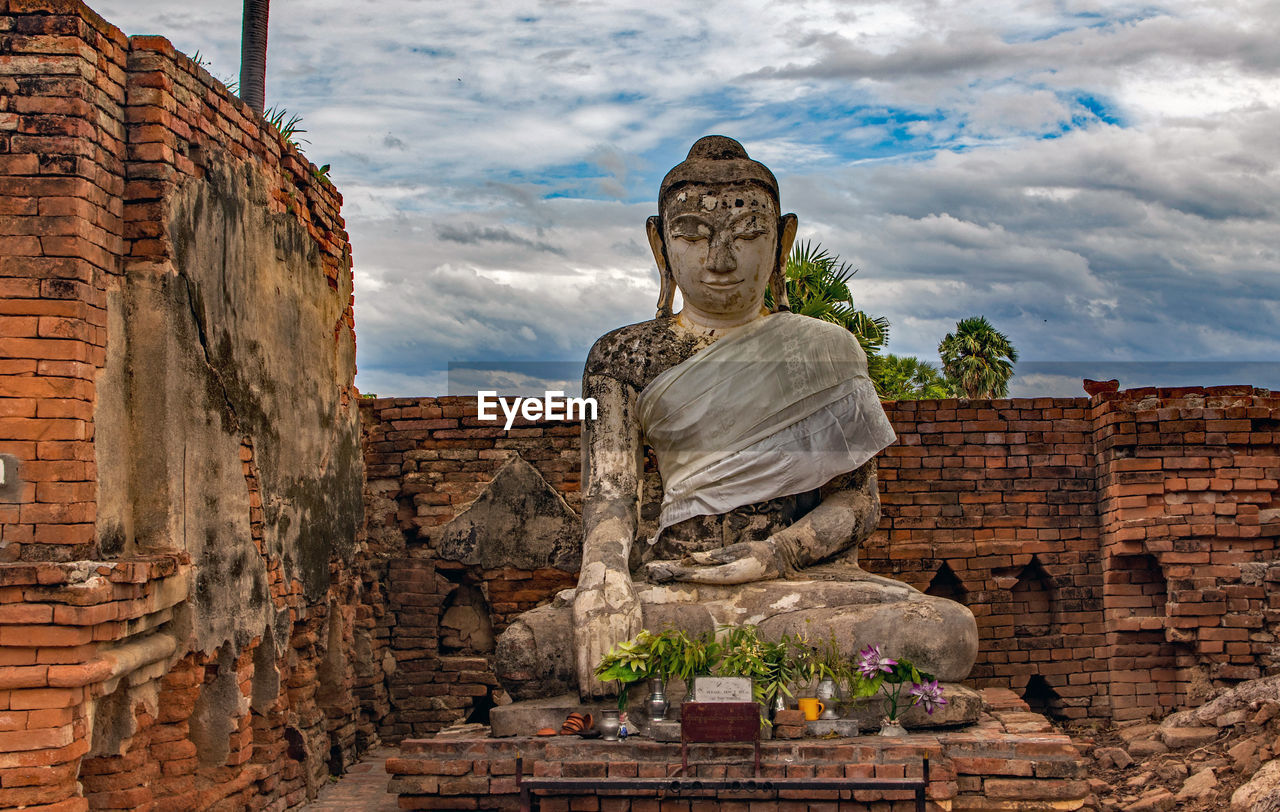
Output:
[{"xmin": 96, "ymin": 0, "xmax": 1280, "ymax": 397}]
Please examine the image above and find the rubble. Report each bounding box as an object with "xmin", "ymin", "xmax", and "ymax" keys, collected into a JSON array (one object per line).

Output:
[{"xmin": 1069, "ymin": 675, "xmax": 1280, "ymax": 812}]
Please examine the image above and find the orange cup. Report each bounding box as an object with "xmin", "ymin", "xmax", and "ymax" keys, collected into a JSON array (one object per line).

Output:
[{"xmin": 797, "ymin": 698, "xmax": 825, "ymax": 721}]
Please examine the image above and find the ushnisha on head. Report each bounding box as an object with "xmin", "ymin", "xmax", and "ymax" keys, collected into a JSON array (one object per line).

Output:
[{"xmin": 647, "ymin": 136, "xmax": 799, "ymax": 324}]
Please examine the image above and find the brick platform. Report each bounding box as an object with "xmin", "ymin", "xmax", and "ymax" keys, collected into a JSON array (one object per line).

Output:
[{"xmin": 386, "ymin": 690, "xmax": 1088, "ymax": 811}]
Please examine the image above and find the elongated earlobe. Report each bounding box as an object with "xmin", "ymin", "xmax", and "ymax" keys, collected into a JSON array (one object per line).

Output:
[
  {"xmin": 770, "ymin": 268, "xmax": 790, "ymax": 313},
  {"xmin": 647, "ymin": 216, "xmax": 675, "ymax": 318},
  {"xmin": 773, "ymin": 213, "xmax": 799, "ymax": 313}
]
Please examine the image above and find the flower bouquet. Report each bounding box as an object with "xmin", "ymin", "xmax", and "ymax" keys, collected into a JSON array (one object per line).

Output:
[{"xmin": 851, "ymin": 644, "xmax": 947, "ymax": 735}]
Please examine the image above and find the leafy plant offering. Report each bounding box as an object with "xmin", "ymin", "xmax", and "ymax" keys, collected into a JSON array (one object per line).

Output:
[
  {"xmin": 593, "ymin": 626, "xmax": 948, "ymax": 728},
  {"xmin": 593, "ymin": 627, "xmax": 721, "ymax": 710}
]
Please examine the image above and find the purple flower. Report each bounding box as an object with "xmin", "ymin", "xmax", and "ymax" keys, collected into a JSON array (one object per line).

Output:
[
  {"xmin": 909, "ymin": 680, "xmax": 947, "ymax": 715},
  {"xmin": 855, "ymin": 644, "xmax": 897, "ymax": 679}
]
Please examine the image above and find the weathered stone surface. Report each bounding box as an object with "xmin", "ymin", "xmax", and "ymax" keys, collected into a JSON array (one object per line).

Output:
[
  {"xmin": 1128, "ymin": 739, "xmax": 1169, "ymax": 757},
  {"xmin": 1159, "ymin": 726, "xmax": 1220, "ymax": 749},
  {"xmin": 1176, "ymin": 767, "xmax": 1217, "ymax": 801},
  {"xmin": 836, "ymin": 683, "xmax": 983, "ymax": 730},
  {"xmin": 433, "ymin": 453, "xmax": 581, "ymax": 572},
  {"xmin": 805, "ymin": 719, "xmax": 859, "ymax": 737},
  {"xmin": 493, "ymin": 598, "xmax": 576, "ymax": 702},
  {"xmin": 1125, "ymin": 788, "xmax": 1175, "ymax": 811},
  {"xmin": 497, "ymin": 574, "xmax": 979, "ymax": 698},
  {"xmin": 1231, "ymin": 758, "xmax": 1280, "ymax": 811},
  {"xmin": 1153, "ymin": 760, "xmax": 1187, "ymax": 782},
  {"xmin": 96, "ymin": 155, "xmax": 362, "ymax": 654},
  {"xmin": 1096, "ymin": 746, "xmax": 1134, "ymax": 769},
  {"xmin": 1164, "ymin": 674, "xmax": 1280, "ymax": 729},
  {"xmin": 646, "ymin": 719, "xmax": 681, "ymax": 742},
  {"xmin": 487, "ymin": 693, "xmax": 614, "ymax": 738},
  {"xmin": 1228, "ymin": 736, "xmax": 1262, "ymax": 774},
  {"xmin": 1217, "ymin": 709, "xmax": 1250, "ymax": 728},
  {"xmin": 1118, "ymin": 723, "xmax": 1159, "ymax": 744}
]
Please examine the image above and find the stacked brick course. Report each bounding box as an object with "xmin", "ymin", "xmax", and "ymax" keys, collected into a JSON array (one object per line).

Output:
[
  {"xmin": 362, "ymin": 397, "xmax": 581, "ymax": 739},
  {"xmin": 385, "ymin": 689, "xmax": 1086, "ymax": 811},
  {"xmin": 1, "ymin": 2, "xmax": 385, "ymax": 809},
  {"xmin": 360, "ymin": 386, "xmax": 1280, "ymax": 733},
  {"xmin": 1091, "ymin": 387, "xmax": 1280, "ymax": 720},
  {"xmin": 0, "ymin": 0, "xmax": 128, "ymax": 564}
]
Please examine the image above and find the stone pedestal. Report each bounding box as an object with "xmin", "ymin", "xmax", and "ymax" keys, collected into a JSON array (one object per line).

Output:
[{"xmin": 388, "ymin": 689, "xmax": 1088, "ymax": 811}]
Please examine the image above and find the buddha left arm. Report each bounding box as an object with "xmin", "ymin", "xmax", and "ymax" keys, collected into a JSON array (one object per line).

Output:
[{"xmin": 642, "ymin": 461, "xmax": 881, "ymax": 585}]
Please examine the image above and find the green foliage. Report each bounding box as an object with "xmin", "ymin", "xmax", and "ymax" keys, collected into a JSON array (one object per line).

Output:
[
  {"xmin": 791, "ymin": 628, "xmax": 847, "ymax": 684},
  {"xmin": 593, "ymin": 627, "xmax": 722, "ymax": 704},
  {"xmin": 264, "ymin": 104, "xmax": 308, "ymax": 148},
  {"xmin": 937, "ymin": 316, "xmax": 1019, "ymax": 398},
  {"xmin": 716, "ymin": 625, "xmax": 796, "ymax": 708},
  {"xmin": 767, "ymin": 241, "xmax": 890, "ymax": 385},
  {"xmin": 595, "ymin": 624, "xmax": 940, "ymax": 721},
  {"xmin": 878, "ymin": 353, "xmax": 961, "ymax": 400}
]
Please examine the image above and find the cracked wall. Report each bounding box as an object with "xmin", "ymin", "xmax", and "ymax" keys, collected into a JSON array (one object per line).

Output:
[
  {"xmin": 362, "ymin": 388, "xmax": 1280, "ymax": 729},
  {"xmin": 96, "ymin": 153, "xmax": 361, "ymax": 652},
  {"xmin": 0, "ymin": 3, "xmax": 384, "ymax": 810}
]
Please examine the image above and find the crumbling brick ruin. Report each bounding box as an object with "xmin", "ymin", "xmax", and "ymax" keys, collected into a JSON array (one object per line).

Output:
[
  {"xmin": 2, "ymin": 2, "xmax": 1278, "ymax": 810},
  {"xmin": 362, "ymin": 388, "xmax": 1280, "ymax": 737},
  {"xmin": 0, "ymin": 2, "xmax": 387, "ymax": 809}
]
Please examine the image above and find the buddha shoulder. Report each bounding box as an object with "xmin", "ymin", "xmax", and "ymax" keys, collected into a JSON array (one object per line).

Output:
[{"xmin": 584, "ymin": 317, "xmax": 709, "ymax": 392}]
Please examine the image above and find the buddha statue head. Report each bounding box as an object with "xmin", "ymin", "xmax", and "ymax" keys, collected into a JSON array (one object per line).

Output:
[{"xmin": 647, "ymin": 136, "xmax": 799, "ymax": 326}]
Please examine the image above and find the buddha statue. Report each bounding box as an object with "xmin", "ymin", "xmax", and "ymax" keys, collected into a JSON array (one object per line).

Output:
[{"xmin": 494, "ymin": 136, "xmax": 978, "ymax": 703}]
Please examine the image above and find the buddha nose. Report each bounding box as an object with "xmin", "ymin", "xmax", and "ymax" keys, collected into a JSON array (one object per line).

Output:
[{"xmin": 706, "ymin": 232, "xmax": 737, "ymax": 273}]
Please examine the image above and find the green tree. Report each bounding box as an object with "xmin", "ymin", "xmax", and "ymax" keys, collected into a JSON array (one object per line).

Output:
[
  {"xmin": 937, "ymin": 316, "xmax": 1019, "ymax": 398},
  {"xmin": 770, "ymin": 241, "xmax": 890, "ymax": 384},
  {"xmin": 879, "ymin": 354, "xmax": 960, "ymax": 400}
]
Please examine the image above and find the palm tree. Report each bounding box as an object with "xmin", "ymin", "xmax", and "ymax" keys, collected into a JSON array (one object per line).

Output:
[
  {"xmin": 770, "ymin": 241, "xmax": 890, "ymax": 383},
  {"xmin": 879, "ymin": 354, "xmax": 960, "ymax": 400},
  {"xmin": 240, "ymin": 0, "xmax": 270, "ymax": 113},
  {"xmin": 937, "ymin": 316, "xmax": 1019, "ymax": 398}
]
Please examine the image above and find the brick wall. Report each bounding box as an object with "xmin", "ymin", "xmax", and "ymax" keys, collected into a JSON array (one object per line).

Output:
[
  {"xmin": 360, "ymin": 385, "xmax": 1280, "ymax": 732},
  {"xmin": 0, "ymin": 0, "xmax": 127, "ymax": 563},
  {"xmin": 0, "ymin": 2, "xmax": 385, "ymax": 809},
  {"xmin": 386, "ymin": 689, "xmax": 1087, "ymax": 811}
]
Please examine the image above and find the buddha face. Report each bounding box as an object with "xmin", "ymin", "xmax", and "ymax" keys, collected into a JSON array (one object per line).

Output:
[{"xmin": 658, "ymin": 183, "xmax": 781, "ymax": 326}]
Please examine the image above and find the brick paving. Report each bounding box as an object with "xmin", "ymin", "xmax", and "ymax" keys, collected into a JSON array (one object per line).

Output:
[{"xmin": 298, "ymin": 747, "xmax": 399, "ymax": 811}]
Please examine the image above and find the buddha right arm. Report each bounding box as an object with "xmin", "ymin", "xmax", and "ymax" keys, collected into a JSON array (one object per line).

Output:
[{"xmin": 573, "ymin": 372, "xmax": 644, "ymax": 700}]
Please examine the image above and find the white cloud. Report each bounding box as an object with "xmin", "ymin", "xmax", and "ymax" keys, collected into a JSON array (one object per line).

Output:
[{"xmin": 91, "ymin": 0, "xmax": 1280, "ymax": 396}]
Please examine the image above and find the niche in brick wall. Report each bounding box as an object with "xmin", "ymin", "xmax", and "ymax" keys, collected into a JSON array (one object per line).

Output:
[
  {"xmin": 190, "ymin": 644, "xmax": 241, "ymax": 767},
  {"xmin": 1022, "ymin": 674, "xmax": 1065, "ymax": 720},
  {"xmin": 1009, "ymin": 557, "xmax": 1055, "ymax": 637},
  {"xmin": 1108, "ymin": 553, "xmax": 1168, "ymax": 618},
  {"xmin": 250, "ymin": 631, "xmax": 280, "ymax": 713},
  {"xmin": 438, "ymin": 570, "xmax": 499, "ymax": 724},
  {"xmin": 316, "ymin": 602, "xmax": 350, "ymax": 776},
  {"xmin": 87, "ymin": 681, "xmax": 140, "ymax": 758},
  {"xmin": 440, "ymin": 582, "xmax": 495, "ymax": 654},
  {"xmin": 924, "ymin": 561, "xmax": 968, "ymax": 604}
]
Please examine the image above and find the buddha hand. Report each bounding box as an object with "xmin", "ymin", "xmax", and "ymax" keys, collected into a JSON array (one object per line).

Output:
[
  {"xmin": 572, "ymin": 564, "xmax": 642, "ymax": 700},
  {"xmin": 640, "ymin": 540, "xmax": 783, "ymax": 585}
]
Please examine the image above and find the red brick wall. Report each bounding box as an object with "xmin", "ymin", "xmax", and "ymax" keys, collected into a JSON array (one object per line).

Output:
[
  {"xmin": 361, "ymin": 397, "xmax": 580, "ymax": 738},
  {"xmin": 361, "ymin": 386, "xmax": 1280, "ymax": 730},
  {"xmin": 0, "ymin": 2, "xmax": 383, "ymax": 809},
  {"xmin": 0, "ymin": 0, "xmax": 128, "ymax": 563}
]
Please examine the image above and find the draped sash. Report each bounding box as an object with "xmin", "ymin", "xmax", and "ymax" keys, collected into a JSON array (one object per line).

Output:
[{"xmin": 637, "ymin": 312, "xmax": 897, "ymax": 536}]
